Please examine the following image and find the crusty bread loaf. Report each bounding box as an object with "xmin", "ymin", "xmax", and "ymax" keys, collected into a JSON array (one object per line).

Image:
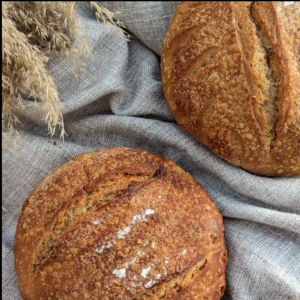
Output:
[
  {"xmin": 14, "ymin": 147, "xmax": 227, "ymax": 300},
  {"xmin": 161, "ymin": 1, "xmax": 300, "ymax": 176}
]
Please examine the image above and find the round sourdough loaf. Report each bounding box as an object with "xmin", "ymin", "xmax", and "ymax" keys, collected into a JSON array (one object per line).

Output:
[
  {"xmin": 14, "ymin": 147, "xmax": 227, "ymax": 300},
  {"xmin": 161, "ymin": 1, "xmax": 300, "ymax": 176}
]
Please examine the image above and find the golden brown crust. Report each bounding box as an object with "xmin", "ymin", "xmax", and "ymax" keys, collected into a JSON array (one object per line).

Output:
[
  {"xmin": 14, "ymin": 147, "xmax": 227, "ymax": 300},
  {"xmin": 161, "ymin": 1, "xmax": 300, "ymax": 176}
]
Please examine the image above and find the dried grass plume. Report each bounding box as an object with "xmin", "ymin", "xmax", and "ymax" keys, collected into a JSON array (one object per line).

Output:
[{"xmin": 2, "ymin": 1, "xmax": 128, "ymax": 146}]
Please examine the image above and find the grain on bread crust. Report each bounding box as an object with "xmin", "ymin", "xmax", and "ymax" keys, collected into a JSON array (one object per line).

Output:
[
  {"xmin": 14, "ymin": 147, "xmax": 227, "ymax": 300},
  {"xmin": 161, "ymin": 1, "xmax": 300, "ymax": 176}
]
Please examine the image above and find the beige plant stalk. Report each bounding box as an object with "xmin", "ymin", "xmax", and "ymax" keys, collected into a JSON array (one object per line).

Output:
[{"xmin": 2, "ymin": 1, "xmax": 128, "ymax": 146}]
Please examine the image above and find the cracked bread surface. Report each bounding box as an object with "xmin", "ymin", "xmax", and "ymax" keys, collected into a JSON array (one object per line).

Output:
[
  {"xmin": 161, "ymin": 1, "xmax": 300, "ymax": 176},
  {"xmin": 14, "ymin": 147, "xmax": 227, "ymax": 300}
]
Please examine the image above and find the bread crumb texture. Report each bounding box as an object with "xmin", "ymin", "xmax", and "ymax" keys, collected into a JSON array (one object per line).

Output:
[
  {"xmin": 161, "ymin": 1, "xmax": 300, "ymax": 176},
  {"xmin": 14, "ymin": 147, "xmax": 227, "ymax": 299}
]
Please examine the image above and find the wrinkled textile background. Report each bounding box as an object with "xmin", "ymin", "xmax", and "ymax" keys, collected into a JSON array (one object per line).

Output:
[{"xmin": 2, "ymin": 2, "xmax": 300, "ymax": 300}]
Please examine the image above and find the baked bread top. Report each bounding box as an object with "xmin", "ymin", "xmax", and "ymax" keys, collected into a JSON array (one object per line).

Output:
[
  {"xmin": 161, "ymin": 1, "xmax": 300, "ymax": 176},
  {"xmin": 14, "ymin": 147, "xmax": 227, "ymax": 300}
]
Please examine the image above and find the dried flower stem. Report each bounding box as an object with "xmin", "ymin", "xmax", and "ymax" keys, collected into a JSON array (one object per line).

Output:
[{"xmin": 2, "ymin": 1, "xmax": 128, "ymax": 146}]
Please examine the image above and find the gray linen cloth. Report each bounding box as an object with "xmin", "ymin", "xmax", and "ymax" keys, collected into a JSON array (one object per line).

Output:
[{"xmin": 2, "ymin": 2, "xmax": 300, "ymax": 299}]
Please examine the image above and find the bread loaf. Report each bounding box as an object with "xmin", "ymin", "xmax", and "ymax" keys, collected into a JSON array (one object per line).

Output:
[
  {"xmin": 14, "ymin": 147, "xmax": 227, "ymax": 299},
  {"xmin": 161, "ymin": 1, "xmax": 300, "ymax": 176}
]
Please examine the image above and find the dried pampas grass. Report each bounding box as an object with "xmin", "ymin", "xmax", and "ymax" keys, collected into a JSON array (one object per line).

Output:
[{"xmin": 2, "ymin": 1, "xmax": 128, "ymax": 146}]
